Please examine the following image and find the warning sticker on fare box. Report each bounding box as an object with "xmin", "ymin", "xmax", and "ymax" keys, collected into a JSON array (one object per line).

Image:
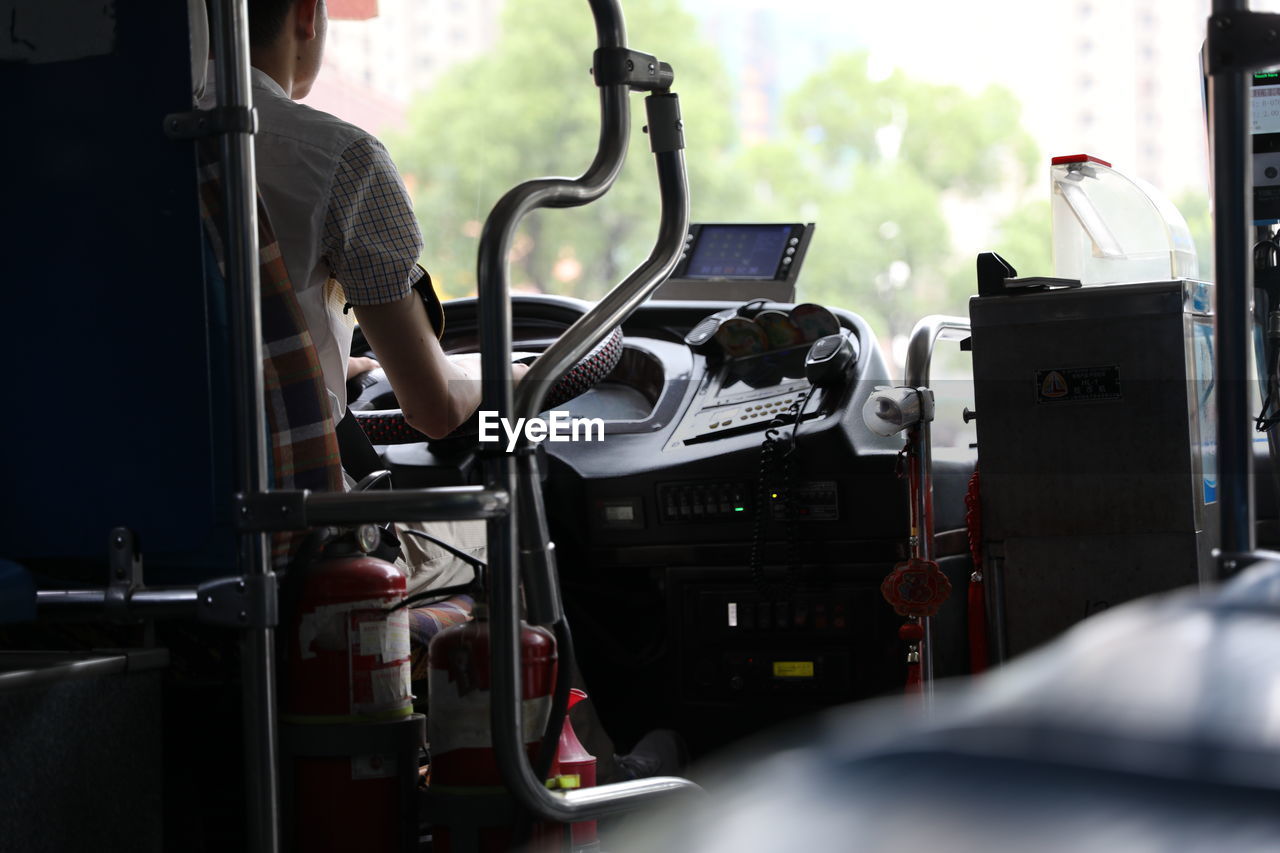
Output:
[{"xmin": 1035, "ymin": 366, "xmax": 1122, "ymax": 404}]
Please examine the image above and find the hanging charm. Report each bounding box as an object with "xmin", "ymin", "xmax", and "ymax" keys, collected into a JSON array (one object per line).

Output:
[{"xmin": 880, "ymin": 556, "xmax": 952, "ymax": 618}]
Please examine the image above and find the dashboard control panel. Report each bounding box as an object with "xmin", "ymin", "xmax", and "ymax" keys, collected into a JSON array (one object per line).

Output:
[
  {"xmin": 665, "ymin": 344, "xmax": 823, "ymax": 449},
  {"xmin": 659, "ymin": 481, "xmax": 752, "ymax": 522},
  {"xmin": 657, "ymin": 479, "xmax": 840, "ymax": 524}
]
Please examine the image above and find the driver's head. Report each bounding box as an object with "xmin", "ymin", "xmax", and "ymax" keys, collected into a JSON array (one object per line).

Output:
[{"xmin": 247, "ymin": 0, "xmax": 328, "ymax": 99}]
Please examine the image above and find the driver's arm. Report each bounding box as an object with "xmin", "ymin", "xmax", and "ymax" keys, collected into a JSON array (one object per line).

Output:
[
  {"xmin": 353, "ymin": 294, "xmax": 479, "ymax": 439},
  {"xmin": 324, "ymin": 136, "xmax": 514, "ymax": 439}
]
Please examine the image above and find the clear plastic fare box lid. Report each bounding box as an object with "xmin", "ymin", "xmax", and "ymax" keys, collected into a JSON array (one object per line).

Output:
[{"xmin": 1050, "ymin": 154, "xmax": 1199, "ymax": 285}]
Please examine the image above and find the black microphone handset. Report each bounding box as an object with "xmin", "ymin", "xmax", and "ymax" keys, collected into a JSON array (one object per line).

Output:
[{"xmin": 804, "ymin": 329, "xmax": 860, "ymax": 389}]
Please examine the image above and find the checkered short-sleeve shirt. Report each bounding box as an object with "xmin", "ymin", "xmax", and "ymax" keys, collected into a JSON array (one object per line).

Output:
[
  {"xmin": 321, "ymin": 136, "xmax": 424, "ymax": 306},
  {"xmin": 245, "ymin": 67, "xmax": 427, "ymax": 419}
]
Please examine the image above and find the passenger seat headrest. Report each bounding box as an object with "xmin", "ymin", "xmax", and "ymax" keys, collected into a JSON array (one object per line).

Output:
[{"xmin": 188, "ymin": 0, "xmax": 208, "ymax": 101}]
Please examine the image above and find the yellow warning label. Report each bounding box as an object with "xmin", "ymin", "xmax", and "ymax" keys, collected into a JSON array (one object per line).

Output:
[{"xmin": 772, "ymin": 661, "xmax": 815, "ymax": 678}]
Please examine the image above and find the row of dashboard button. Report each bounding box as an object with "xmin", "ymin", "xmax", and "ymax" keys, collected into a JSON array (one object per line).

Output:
[
  {"xmin": 707, "ymin": 397, "xmax": 797, "ymax": 429},
  {"xmin": 659, "ymin": 482, "xmax": 749, "ymax": 521},
  {"xmin": 728, "ymin": 599, "xmax": 848, "ymax": 632}
]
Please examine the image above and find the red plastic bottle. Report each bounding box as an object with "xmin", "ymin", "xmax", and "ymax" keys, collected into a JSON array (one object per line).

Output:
[{"xmin": 552, "ymin": 688, "xmax": 599, "ymax": 850}]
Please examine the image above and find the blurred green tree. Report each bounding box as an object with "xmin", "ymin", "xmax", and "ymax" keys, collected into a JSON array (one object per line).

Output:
[
  {"xmin": 758, "ymin": 53, "xmax": 1041, "ymax": 340},
  {"xmin": 387, "ymin": 0, "xmax": 741, "ymax": 300},
  {"xmin": 388, "ymin": 2, "xmax": 1043, "ymax": 348}
]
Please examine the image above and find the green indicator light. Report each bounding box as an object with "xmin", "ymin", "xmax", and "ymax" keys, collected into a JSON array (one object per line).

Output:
[{"xmin": 734, "ymin": 506, "xmax": 745, "ymax": 512}]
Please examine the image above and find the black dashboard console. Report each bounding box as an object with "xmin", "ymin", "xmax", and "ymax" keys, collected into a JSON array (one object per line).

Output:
[{"xmin": 361, "ymin": 293, "xmax": 977, "ymax": 756}]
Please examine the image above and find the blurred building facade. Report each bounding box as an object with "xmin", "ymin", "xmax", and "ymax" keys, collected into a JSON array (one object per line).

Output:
[
  {"xmin": 303, "ymin": 0, "xmax": 504, "ymax": 134},
  {"xmin": 321, "ymin": 0, "xmax": 505, "ymax": 104}
]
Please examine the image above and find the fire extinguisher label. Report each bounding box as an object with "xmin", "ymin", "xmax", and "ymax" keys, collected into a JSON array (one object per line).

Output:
[
  {"xmin": 357, "ymin": 611, "xmax": 410, "ymax": 663},
  {"xmin": 370, "ymin": 662, "xmax": 412, "ymax": 707},
  {"xmin": 298, "ymin": 596, "xmax": 398, "ymax": 660},
  {"xmin": 384, "ymin": 610, "xmax": 410, "ymax": 662},
  {"xmin": 350, "ymin": 609, "xmax": 413, "ymax": 716},
  {"xmin": 428, "ymin": 671, "xmax": 551, "ymax": 755},
  {"xmin": 358, "ymin": 620, "xmax": 386, "ymax": 659}
]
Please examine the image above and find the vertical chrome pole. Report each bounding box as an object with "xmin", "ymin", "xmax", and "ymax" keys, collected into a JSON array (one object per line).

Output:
[
  {"xmin": 915, "ymin": 422, "xmax": 935, "ymax": 698},
  {"xmin": 1210, "ymin": 0, "xmax": 1256, "ymax": 566},
  {"xmin": 904, "ymin": 317, "xmax": 971, "ymax": 697},
  {"xmin": 209, "ymin": 1, "xmax": 279, "ymax": 850}
]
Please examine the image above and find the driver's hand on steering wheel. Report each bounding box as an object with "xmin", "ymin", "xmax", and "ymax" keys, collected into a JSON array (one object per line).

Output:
[
  {"xmin": 346, "ymin": 355, "xmax": 380, "ymax": 381},
  {"xmin": 447, "ymin": 353, "xmax": 529, "ymax": 383}
]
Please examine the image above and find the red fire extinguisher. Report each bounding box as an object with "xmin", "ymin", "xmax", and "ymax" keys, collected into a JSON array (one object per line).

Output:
[
  {"xmin": 427, "ymin": 603, "xmax": 559, "ymax": 852},
  {"xmin": 282, "ymin": 543, "xmax": 415, "ymax": 852}
]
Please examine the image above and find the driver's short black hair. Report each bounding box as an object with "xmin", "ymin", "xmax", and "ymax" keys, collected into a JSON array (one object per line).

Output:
[{"xmin": 246, "ymin": 0, "xmax": 296, "ymax": 48}]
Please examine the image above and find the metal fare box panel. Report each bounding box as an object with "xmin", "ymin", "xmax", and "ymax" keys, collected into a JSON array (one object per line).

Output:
[{"xmin": 969, "ymin": 279, "xmax": 1218, "ymax": 655}]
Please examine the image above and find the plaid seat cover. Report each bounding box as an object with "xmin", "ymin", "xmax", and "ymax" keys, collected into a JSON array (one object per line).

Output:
[{"xmin": 196, "ymin": 143, "xmax": 345, "ymax": 567}]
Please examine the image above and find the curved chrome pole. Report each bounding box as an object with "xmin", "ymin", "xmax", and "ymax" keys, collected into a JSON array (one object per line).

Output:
[
  {"xmin": 497, "ymin": 141, "xmax": 696, "ymax": 820},
  {"xmin": 477, "ymin": 0, "xmax": 701, "ymax": 825},
  {"xmin": 904, "ymin": 315, "xmax": 972, "ymax": 392},
  {"xmin": 514, "ymin": 137, "xmax": 690, "ymax": 420},
  {"xmin": 904, "ymin": 315, "xmax": 971, "ymax": 699},
  {"xmin": 476, "ymin": 1, "xmax": 629, "ymax": 427}
]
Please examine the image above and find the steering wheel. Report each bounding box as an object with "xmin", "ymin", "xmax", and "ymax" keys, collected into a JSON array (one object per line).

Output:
[{"xmin": 349, "ymin": 326, "xmax": 625, "ymax": 444}]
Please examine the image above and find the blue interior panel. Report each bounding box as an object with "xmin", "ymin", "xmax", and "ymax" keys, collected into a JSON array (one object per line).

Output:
[{"xmin": 1, "ymin": 1, "xmax": 237, "ymax": 580}]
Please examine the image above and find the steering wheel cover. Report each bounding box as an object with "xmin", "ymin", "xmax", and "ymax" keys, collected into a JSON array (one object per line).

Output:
[
  {"xmin": 352, "ymin": 326, "xmax": 625, "ymax": 445},
  {"xmin": 540, "ymin": 325, "xmax": 624, "ymax": 410}
]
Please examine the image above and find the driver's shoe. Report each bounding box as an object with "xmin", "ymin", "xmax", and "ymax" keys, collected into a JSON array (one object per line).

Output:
[{"xmin": 611, "ymin": 729, "xmax": 688, "ymax": 781}]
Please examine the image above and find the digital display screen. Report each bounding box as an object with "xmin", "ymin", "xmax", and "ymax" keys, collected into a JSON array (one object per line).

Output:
[
  {"xmin": 715, "ymin": 345, "xmax": 809, "ymax": 398},
  {"xmin": 685, "ymin": 225, "xmax": 792, "ymax": 280}
]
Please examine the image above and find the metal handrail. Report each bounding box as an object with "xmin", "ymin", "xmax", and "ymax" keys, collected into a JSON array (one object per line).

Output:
[
  {"xmin": 1207, "ymin": 0, "xmax": 1258, "ymax": 565},
  {"xmin": 206, "ymin": 2, "xmax": 280, "ymax": 850},
  {"xmin": 35, "ymin": 588, "xmax": 200, "ymax": 619},
  {"xmin": 305, "ymin": 486, "xmax": 509, "ymax": 524},
  {"xmin": 903, "ymin": 314, "xmax": 971, "ymax": 698},
  {"xmin": 478, "ymin": 0, "xmax": 702, "ymax": 824}
]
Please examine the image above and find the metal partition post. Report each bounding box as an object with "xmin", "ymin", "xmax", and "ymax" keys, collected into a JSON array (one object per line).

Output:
[
  {"xmin": 494, "ymin": 141, "xmax": 697, "ymax": 820},
  {"xmin": 208, "ymin": 1, "xmax": 279, "ymax": 850},
  {"xmin": 1208, "ymin": 0, "xmax": 1257, "ymax": 565},
  {"xmin": 903, "ymin": 315, "xmax": 971, "ymax": 697},
  {"xmin": 477, "ymin": 0, "xmax": 700, "ymax": 824},
  {"xmin": 514, "ymin": 117, "xmax": 689, "ymax": 624},
  {"xmin": 513, "ymin": 98, "xmax": 689, "ymax": 420}
]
